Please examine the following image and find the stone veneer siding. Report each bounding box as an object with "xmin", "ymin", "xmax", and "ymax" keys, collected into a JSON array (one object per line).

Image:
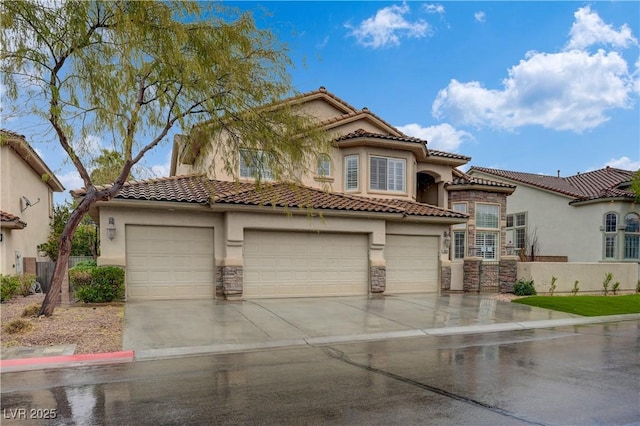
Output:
[
  {"xmin": 463, "ymin": 257, "xmax": 481, "ymax": 292},
  {"xmin": 499, "ymin": 257, "xmax": 518, "ymax": 293},
  {"xmin": 440, "ymin": 264, "xmax": 451, "ymax": 291},
  {"xmin": 370, "ymin": 266, "xmax": 386, "ymax": 293},
  {"xmin": 221, "ymin": 266, "xmax": 243, "ymax": 297}
]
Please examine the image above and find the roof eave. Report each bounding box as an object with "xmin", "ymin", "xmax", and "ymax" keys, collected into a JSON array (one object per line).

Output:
[
  {"xmin": 336, "ymin": 138, "xmax": 427, "ymax": 160},
  {"xmin": 569, "ymin": 196, "xmax": 637, "ymax": 206},
  {"xmin": 445, "ymin": 183, "xmax": 516, "ymax": 194}
]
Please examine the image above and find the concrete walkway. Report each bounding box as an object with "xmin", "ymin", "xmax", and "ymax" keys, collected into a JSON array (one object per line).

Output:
[{"xmin": 122, "ymin": 294, "xmax": 640, "ymax": 360}]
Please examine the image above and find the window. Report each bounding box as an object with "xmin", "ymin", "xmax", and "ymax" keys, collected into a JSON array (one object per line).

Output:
[
  {"xmin": 452, "ymin": 203, "xmax": 467, "ymax": 229},
  {"xmin": 453, "ymin": 230, "xmax": 466, "ymax": 259},
  {"xmin": 506, "ymin": 212, "xmax": 527, "ymax": 251},
  {"xmin": 239, "ymin": 149, "xmax": 273, "ymax": 180},
  {"xmin": 370, "ymin": 156, "xmax": 405, "ymax": 192},
  {"xmin": 624, "ymin": 213, "xmax": 639, "ymax": 260},
  {"xmin": 476, "ymin": 203, "xmax": 499, "ymax": 260},
  {"xmin": 317, "ymin": 154, "xmax": 331, "ymax": 177},
  {"xmin": 476, "ymin": 204, "xmax": 499, "ymax": 229},
  {"xmin": 345, "ymin": 155, "xmax": 359, "ymax": 191},
  {"xmin": 604, "ymin": 213, "xmax": 617, "ymax": 259}
]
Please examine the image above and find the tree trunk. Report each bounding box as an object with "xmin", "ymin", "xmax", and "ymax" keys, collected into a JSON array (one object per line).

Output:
[{"xmin": 39, "ymin": 196, "xmax": 95, "ymax": 316}]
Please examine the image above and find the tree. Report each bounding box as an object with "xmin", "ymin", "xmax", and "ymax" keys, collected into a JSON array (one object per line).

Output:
[
  {"xmin": 632, "ymin": 170, "xmax": 640, "ymax": 202},
  {"xmin": 39, "ymin": 202, "xmax": 98, "ymax": 261},
  {"xmin": 2, "ymin": 1, "xmax": 330, "ymax": 315},
  {"xmin": 90, "ymin": 149, "xmax": 133, "ymax": 185}
]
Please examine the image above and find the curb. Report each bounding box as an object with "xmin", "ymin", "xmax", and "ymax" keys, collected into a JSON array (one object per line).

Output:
[{"xmin": 0, "ymin": 351, "xmax": 135, "ymax": 373}]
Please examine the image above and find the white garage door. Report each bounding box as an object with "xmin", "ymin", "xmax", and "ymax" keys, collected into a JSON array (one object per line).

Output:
[
  {"xmin": 243, "ymin": 231, "xmax": 368, "ymax": 298},
  {"xmin": 126, "ymin": 225, "xmax": 214, "ymax": 300},
  {"xmin": 385, "ymin": 235, "xmax": 439, "ymax": 293}
]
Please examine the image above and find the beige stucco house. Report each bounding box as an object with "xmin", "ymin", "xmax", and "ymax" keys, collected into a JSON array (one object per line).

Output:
[
  {"xmin": 0, "ymin": 130, "xmax": 64, "ymax": 275},
  {"xmin": 80, "ymin": 88, "xmax": 515, "ymax": 300},
  {"xmin": 468, "ymin": 166, "xmax": 639, "ymax": 265}
]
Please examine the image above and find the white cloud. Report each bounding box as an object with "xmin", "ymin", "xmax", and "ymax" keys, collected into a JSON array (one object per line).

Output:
[
  {"xmin": 58, "ymin": 170, "xmax": 84, "ymax": 191},
  {"xmin": 604, "ymin": 156, "xmax": 640, "ymax": 171},
  {"xmin": 397, "ymin": 123, "xmax": 473, "ymax": 152},
  {"xmin": 432, "ymin": 8, "xmax": 637, "ymax": 133},
  {"xmin": 566, "ymin": 6, "xmax": 637, "ymax": 50},
  {"xmin": 425, "ymin": 4, "xmax": 445, "ymax": 15},
  {"xmin": 72, "ymin": 134, "xmax": 103, "ymax": 161},
  {"xmin": 346, "ymin": 3, "xmax": 430, "ymax": 48},
  {"xmin": 474, "ymin": 11, "xmax": 486, "ymax": 23}
]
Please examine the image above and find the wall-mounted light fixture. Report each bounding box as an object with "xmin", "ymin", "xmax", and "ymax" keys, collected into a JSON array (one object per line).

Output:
[
  {"xmin": 106, "ymin": 217, "xmax": 116, "ymax": 240},
  {"xmin": 443, "ymin": 230, "xmax": 451, "ymax": 249}
]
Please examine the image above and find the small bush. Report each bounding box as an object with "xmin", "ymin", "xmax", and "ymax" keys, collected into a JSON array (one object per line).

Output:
[
  {"xmin": 0, "ymin": 275, "xmax": 20, "ymax": 302},
  {"xmin": 637, "ymin": 280, "xmax": 640, "ymax": 294},
  {"xmin": 572, "ymin": 280, "xmax": 580, "ymax": 296},
  {"xmin": 69, "ymin": 263, "xmax": 95, "ymax": 293},
  {"xmin": 549, "ymin": 276, "xmax": 557, "ymax": 296},
  {"xmin": 603, "ymin": 273, "xmax": 613, "ymax": 296},
  {"xmin": 612, "ymin": 282, "xmax": 620, "ymax": 295},
  {"xmin": 17, "ymin": 274, "xmax": 37, "ymax": 297},
  {"xmin": 21, "ymin": 304, "xmax": 41, "ymax": 317},
  {"xmin": 3, "ymin": 319, "xmax": 33, "ymax": 334},
  {"xmin": 74, "ymin": 266, "xmax": 124, "ymax": 303},
  {"xmin": 514, "ymin": 279, "xmax": 537, "ymax": 296}
]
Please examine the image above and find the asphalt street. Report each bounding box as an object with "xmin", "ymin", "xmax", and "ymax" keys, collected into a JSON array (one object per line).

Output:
[{"xmin": 1, "ymin": 320, "xmax": 638, "ymax": 425}]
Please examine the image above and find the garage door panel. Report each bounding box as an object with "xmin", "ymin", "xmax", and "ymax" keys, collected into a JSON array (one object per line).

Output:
[
  {"xmin": 386, "ymin": 235, "xmax": 438, "ymax": 294},
  {"xmin": 243, "ymin": 231, "xmax": 368, "ymax": 298},
  {"xmin": 126, "ymin": 225, "xmax": 214, "ymax": 300}
]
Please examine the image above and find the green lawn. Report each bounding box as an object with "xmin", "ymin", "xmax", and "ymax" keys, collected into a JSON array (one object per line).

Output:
[{"xmin": 512, "ymin": 294, "xmax": 640, "ymax": 316}]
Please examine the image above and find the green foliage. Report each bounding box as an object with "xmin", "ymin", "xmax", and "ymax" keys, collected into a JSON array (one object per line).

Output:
[
  {"xmin": 602, "ymin": 273, "xmax": 613, "ymax": 296},
  {"xmin": 513, "ymin": 295, "xmax": 640, "ymax": 316},
  {"xmin": 572, "ymin": 280, "xmax": 580, "ymax": 296},
  {"xmin": 612, "ymin": 282, "xmax": 620, "ymax": 295},
  {"xmin": 549, "ymin": 276, "xmax": 557, "ymax": 296},
  {"xmin": 90, "ymin": 149, "xmax": 133, "ymax": 184},
  {"xmin": 637, "ymin": 280, "xmax": 640, "ymax": 294},
  {"xmin": 631, "ymin": 170, "xmax": 640, "ymax": 202},
  {"xmin": 38, "ymin": 202, "xmax": 97, "ymax": 261},
  {"xmin": 3, "ymin": 319, "xmax": 33, "ymax": 334},
  {"xmin": 74, "ymin": 266, "xmax": 125, "ymax": 303},
  {"xmin": 513, "ymin": 279, "xmax": 537, "ymax": 296},
  {"xmin": 0, "ymin": 275, "xmax": 20, "ymax": 302},
  {"xmin": 17, "ymin": 274, "xmax": 37, "ymax": 297}
]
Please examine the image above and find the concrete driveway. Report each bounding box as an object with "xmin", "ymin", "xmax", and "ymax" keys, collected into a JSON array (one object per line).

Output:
[{"xmin": 123, "ymin": 294, "xmax": 591, "ymax": 359}]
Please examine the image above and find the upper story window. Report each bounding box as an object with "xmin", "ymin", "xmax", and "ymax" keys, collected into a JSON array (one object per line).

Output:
[
  {"xmin": 506, "ymin": 212, "xmax": 527, "ymax": 251},
  {"xmin": 370, "ymin": 156, "xmax": 405, "ymax": 192},
  {"xmin": 476, "ymin": 204, "xmax": 499, "ymax": 229},
  {"xmin": 345, "ymin": 155, "xmax": 359, "ymax": 191},
  {"xmin": 239, "ymin": 149, "xmax": 274, "ymax": 180},
  {"xmin": 624, "ymin": 213, "xmax": 639, "ymax": 260},
  {"xmin": 452, "ymin": 203, "xmax": 467, "ymax": 230},
  {"xmin": 317, "ymin": 154, "xmax": 331, "ymax": 177},
  {"xmin": 476, "ymin": 203, "xmax": 500, "ymax": 260},
  {"xmin": 604, "ymin": 212, "xmax": 617, "ymax": 259}
]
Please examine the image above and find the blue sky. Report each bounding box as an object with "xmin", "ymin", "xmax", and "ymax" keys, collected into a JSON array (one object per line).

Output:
[{"xmin": 5, "ymin": 1, "xmax": 640, "ymax": 204}]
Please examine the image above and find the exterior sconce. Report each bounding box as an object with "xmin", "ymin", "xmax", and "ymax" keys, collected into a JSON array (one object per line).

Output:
[
  {"xmin": 443, "ymin": 231, "xmax": 451, "ymax": 249},
  {"xmin": 106, "ymin": 217, "xmax": 116, "ymax": 241},
  {"xmin": 505, "ymin": 241, "xmax": 514, "ymax": 256}
]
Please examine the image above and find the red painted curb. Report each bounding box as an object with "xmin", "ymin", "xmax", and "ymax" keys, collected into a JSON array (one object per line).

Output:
[{"xmin": 0, "ymin": 351, "xmax": 135, "ymax": 368}]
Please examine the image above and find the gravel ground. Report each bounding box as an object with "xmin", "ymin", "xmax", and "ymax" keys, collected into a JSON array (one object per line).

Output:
[{"xmin": 1, "ymin": 294, "xmax": 124, "ymax": 354}]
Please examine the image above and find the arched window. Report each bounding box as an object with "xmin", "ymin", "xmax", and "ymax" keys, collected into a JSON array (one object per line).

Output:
[
  {"xmin": 317, "ymin": 154, "xmax": 331, "ymax": 177},
  {"xmin": 624, "ymin": 213, "xmax": 640, "ymax": 260},
  {"xmin": 604, "ymin": 212, "xmax": 617, "ymax": 259}
]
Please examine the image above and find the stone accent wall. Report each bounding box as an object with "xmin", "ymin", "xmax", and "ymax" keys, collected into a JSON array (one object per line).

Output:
[
  {"xmin": 221, "ymin": 266, "xmax": 243, "ymax": 298},
  {"xmin": 440, "ymin": 264, "xmax": 451, "ymax": 291},
  {"xmin": 463, "ymin": 257, "xmax": 481, "ymax": 292},
  {"xmin": 370, "ymin": 266, "xmax": 386, "ymax": 293},
  {"xmin": 499, "ymin": 257, "xmax": 518, "ymax": 293},
  {"xmin": 215, "ymin": 266, "xmax": 223, "ymax": 296},
  {"xmin": 480, "ymin": 262, "xmax": 499, "ymax": 293}
]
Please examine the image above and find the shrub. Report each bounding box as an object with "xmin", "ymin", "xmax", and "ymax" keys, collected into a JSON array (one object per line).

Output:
[
  {"xmin": 17, "ymin": 274, "xmax": 37, "ymax": 297},
  {"xmin": 74, "ymin": 266, "xmax": 124, "ymax": 303},
  {"xmin": 3, "ymin": 319, "xmax": 33, "ymax": 334},
  {"xmin": 612, "ymin": 282, "xmax": 620, "ymax": 295},
  {"xmin": 22, "ymin": 304, "xmax": 41, "ymax": 317},
  {"xmin": 69, "ymin": 262, "xmax": 96, "ymax": 293},
  {"xmin": 549, "ymin": 276, "xmax": 557, "ymax": 296},
  {"xmin": 572, "ymin": 280, "xmax": 580, "ymax": 296},
  {"xmin": 637, "ymin": 280, "xmax": 640, "ymax": 294},
  {"xmin": 514, "ymin": 279, "xmax": 537, "ymax": 296},
  {"xmin": 0, "ymin": 275, "xmax": 20, "ymax": 302},
  {"xmin": 603, "ymin": 273, "xmax": 613, "ymax": 296}
]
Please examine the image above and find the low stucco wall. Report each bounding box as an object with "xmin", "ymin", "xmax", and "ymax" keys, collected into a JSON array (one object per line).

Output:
[
  {"xmin": 450, "ymin": 261, "xmax": 464, "ymax": 291},
  {"xmin": 517, "ymin": 262, "xmax": 639, "ymax": 294}
]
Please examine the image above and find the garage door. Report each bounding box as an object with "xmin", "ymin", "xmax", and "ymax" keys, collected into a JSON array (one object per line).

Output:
[
  {"xmin": 126, "ymin": 225, "xmax": 214, "ymax": 300},
  {"xmin": 385, "ymin": 235, "xmax": 438, "ymax": 293},
  {"xmin": 243, "ymin": 231, "xmax": 368, "ymax": 298}
]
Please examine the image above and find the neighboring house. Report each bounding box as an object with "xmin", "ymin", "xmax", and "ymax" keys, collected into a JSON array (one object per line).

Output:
[
  {"xmin": 0, "ymin": 130, "xmax": 64, "ymax": 275},
  {"xmin": 467, "ymin": 166, "xmax": 639, "ymax": 265},
  {"xmin": 80, "ymin": 87, "xmax": 513, "ymax": 301}
]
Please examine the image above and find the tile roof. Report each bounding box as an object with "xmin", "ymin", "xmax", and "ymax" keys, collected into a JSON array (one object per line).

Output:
[
  {"xmin": 447, "ymin": 169, "xmax": 516, "ymax": 190},
  {"xmin": 0, "ymin": 211, "xmax": 27, "ymax": 229},
  {"xmin": 74, "ymin": 175, "xmax": 467, "ymax": 219},
  {"xmin": 428, "ymin": 150, "xmax": 471, "ymax": 161},
  {"xmin": 469, "ymin": 166, "xmax": 636, "ymax": 202},
  {"xmin": 335, "ymin": 128, "xmax": 425, "ymax": 145}
]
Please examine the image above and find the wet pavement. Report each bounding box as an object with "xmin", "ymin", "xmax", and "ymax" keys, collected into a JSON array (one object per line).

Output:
[{"xmin": 2, "ymin": 321, "xmax": 638, "ymax": 425}]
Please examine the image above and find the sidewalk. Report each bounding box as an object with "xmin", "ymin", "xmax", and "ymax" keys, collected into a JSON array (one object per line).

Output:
[{"xmin": 2, "ymin": 294, "xmax": 639, "ymax": 373}]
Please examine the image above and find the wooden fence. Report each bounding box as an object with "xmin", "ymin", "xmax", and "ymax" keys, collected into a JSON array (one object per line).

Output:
[{"xmin": 35, "ymin": 256, "xmax": 94, "ymax": 293}]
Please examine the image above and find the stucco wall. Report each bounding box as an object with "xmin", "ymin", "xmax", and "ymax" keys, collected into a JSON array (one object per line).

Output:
[
  {"xmin": 0, "ymin": 145, "xmax": 54, "ymax": 274},
  {"xmin": 518, "ymin": 262, "xmax": 638, "ymax": 293}
]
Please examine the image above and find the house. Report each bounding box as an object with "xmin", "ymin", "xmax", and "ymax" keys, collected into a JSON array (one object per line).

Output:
[
  {"xmin": 467, "ymin": 166, "xmax": 639, "ymax": 265},
  {"xmin": 0, "ymin": 130, "xmax": 64, "ymax": 275},
  {"xmin": 80, "ymin": 87, "xmax": 515, "ymax": 300}
]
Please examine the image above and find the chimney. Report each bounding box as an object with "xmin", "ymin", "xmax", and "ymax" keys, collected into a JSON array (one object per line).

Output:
[{"xmin": 557, "ymin": 170, "xmax": 560, "ymax": 178}]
